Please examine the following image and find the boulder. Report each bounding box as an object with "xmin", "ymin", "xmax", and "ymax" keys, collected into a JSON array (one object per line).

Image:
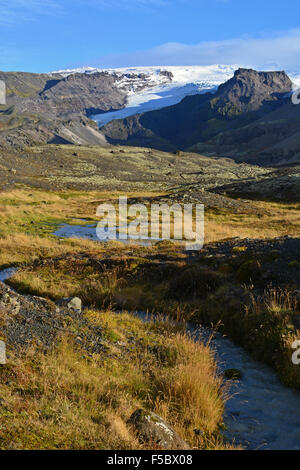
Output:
[
  {"xmin": 57, "ymin": 297, "xmax": 82, "ymax": 313},
  {"xmin": 128, "ymin": 409, "xmax": 189, "ymax": 450},
  {"xmin": 0, "ymin": 340, "xmax": 6, "ymax": 365},
  {"xmin": 67, "ymin": 297, "xmax": 82, "ymax": 313},
  {"xmin": 0, "ymin": 292, "xmax": 20, "ymax": 315}
]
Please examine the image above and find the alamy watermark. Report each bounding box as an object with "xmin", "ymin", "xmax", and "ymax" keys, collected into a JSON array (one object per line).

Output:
[
  {"xmin": 96, "ymin": 197, "xmax": 204, "ymax": 250},
  {"xmin": 292, "ymin": 340, "xmax": 300, "ymax": 365},
  {"xmin": 292, "ymin": 88, "xmax": 300, "ymax": 105},
  {"xmin": 0, "ymin": 80, "xmax": 6, "ymax": 105},
  {"xmin": 0, "ymin": 341, "xmax": 6, "ymax": 365}
]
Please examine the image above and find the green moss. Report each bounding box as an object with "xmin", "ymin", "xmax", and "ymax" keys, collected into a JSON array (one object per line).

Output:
[
  {"xmin": 288, "ymin": 260, "xmax": 300, "ymax": 268},
  {"xmin": 232, "ymin": 246, "xmax": 248, "ymax": 253}
]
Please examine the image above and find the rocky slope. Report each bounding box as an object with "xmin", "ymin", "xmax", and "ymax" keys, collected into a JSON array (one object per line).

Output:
[
  {"xmin": 1, "ymin": 143, "xmax": 299, "ymax": 203},
  {"xmin": 0, "ymin": 69, "xmax": 166, "ymax": 148},
  {"xmin": 101, "ymin": 69, "xmax": 300, "ymax": 166}
]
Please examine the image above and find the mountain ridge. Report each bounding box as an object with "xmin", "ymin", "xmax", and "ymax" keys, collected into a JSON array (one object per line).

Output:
[
  {"xmin": 101, "ymin": 68, "xmax": 300, "ymax": 165},
  {"xmin": 1, "ymin": 66, "xmax": 300, "ymax": 166}
]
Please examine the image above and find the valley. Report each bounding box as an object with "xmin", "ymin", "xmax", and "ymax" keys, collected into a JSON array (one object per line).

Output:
[
  {"xmin": 0, "ymin": 185, "xmax": 299, "ymax": 449},
  {"xmin": 0, "ymin": 64, "xmax": 299, "ymax": 451}
]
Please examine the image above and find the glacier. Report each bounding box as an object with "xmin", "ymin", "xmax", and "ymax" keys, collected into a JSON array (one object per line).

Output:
[{"xmin": 51, "ymin": 65, "xmax": 300, "ymax": 127}]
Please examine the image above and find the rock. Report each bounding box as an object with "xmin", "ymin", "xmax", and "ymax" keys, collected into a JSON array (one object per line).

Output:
[
  {"xmin": 128, "ymin": 409, "xmax": 189, "ymax": 450},
  {"xmin": 67, "ymin": 297, "xmax": 82, "ymax": 313},
  {"xmin": 225, "ymin": 368, "xmax": 242, "ymax": 380},
  {"xmin": 0, "ymin": 292, "xmax": 21, "ymax": 315},
  {"xmin": 57, "ymin": 296, "xmax": 82, "ymax": 313}
]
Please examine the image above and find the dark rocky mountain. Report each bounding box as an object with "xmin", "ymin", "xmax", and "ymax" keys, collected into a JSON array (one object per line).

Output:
[
  {"xmin": 101, "ymin": 69, "xmax": 299, "ymax": 166},
  {"xmin": 0, "ymin": 70, "xmax": 128, "ymax": 116},
  {"xmin": 0, "ymin": 70, "xmax": 129, "ymax": 148},
  {"xmin": 1, "ymin": 67, "xmax": 300, "ymax": 167},
  {"xmin": 214, "ymin": 69, "xmax": 292, "ymax": 115},
  {"xmin": 0, "ymin": 68, "xmax": 176, "ymax": 149},
  {"xmin": 39, "ymin": 72, "xmax": 127, "ymax": 117}
]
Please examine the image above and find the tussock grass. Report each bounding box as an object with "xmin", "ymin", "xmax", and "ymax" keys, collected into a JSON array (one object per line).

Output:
[
  {"xmin": 0, "ymin": 311, "xmax": 231, "ymax": 450},
  {"xmin": 243, "ymin": 289, "xmax": 300, "ymax": 387}
]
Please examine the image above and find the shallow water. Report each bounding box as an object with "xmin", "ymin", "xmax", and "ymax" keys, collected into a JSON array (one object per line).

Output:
[
  {"xmin": 53, "ymin": 223, "xmax": 164, "ymax": 246},
  {"xmin": 0, "ymin": 267, "xmax": 18, "ymax": 282},
  {"xmin": 136, "ymin": 313, "xmax": 300, "ymax": 450},
  {"xmin": 197, "ymin": 328, "xmax": 300, "ymax": 450}
]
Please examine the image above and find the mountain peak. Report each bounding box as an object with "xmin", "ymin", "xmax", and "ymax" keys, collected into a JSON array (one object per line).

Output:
[{"xmin": 214, "ymin": 68, "xmax": 293, "ymax": 116}]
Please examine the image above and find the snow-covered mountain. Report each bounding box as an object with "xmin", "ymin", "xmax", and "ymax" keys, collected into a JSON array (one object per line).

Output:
[
  {"xmin": 51, "ymin": 65, "xmax": 300, "ymax": 127},
  {"xmin": 51, "ymin": 65, "xmax": 238, "ymax": 126},
  {"xmin": 52, "ymin": 64, "xmax": 238, "ymax": 85}
]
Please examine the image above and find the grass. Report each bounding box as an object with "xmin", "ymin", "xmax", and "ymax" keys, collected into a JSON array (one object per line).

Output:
[
  {"xmin": 205, "ymin": 201, "xmax": 300, "ymax": 242},
  {"xmin": 0, "ymin": 310, "xmax": 232, "ymax": 450},
  {"xmin": 9, "ymin": 242, "xmax": 300, "ymax": 388},
  {"xmin": 0, "ymin": 187, "xmax": 299, "ymax": 448},
  {"xmin": 0, "ymin": 189, "xmax": 299, "ymax": 270}
]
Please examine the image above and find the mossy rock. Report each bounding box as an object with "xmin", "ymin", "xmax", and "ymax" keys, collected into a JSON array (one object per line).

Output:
[
  {"xmin": 128, "ymin": 409, "xmax": 189, "ymax": 450},
  {"xmin": 288, "ymin": 260, "xmax": 300, "ymax": 268},
  {"xmin": 232, "ymin": 246, "xmax": 248, "ymax": 253},
  {"xmin": 224, "ymin": 368, "xmax": 242, "ymax": 380}
]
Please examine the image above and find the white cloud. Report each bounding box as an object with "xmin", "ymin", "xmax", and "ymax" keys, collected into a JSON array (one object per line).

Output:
[{"xmin": 93, "ymin": 29, "xmax": 300, "ymax": 70}]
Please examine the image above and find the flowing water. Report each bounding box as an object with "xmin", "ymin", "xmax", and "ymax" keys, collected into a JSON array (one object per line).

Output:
[
  {"xmin": 1, "ymin": 264, "xmax": 300, "ymax": 449},
  {"xmin": 192, "ymin": 327, "xmax": 300, "ymax": 449},
  {"xmin": 134, "ymin": 313, "xmax": 300, "ymax": 450}
]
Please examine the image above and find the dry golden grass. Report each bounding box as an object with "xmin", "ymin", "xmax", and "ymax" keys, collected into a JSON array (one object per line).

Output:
[
  {"xmin": 0, "ymin": 188, "xmax": 298, "ymax": 271},
  {"xmin": 205, "ymin": 201, "xmax": 300, "ymax": 243},
  {"xmin": 0, "ymin": 233, "xmax": 96, "ymax": 267},
  {"xmin": 153, "ymin": 333, "xmax": 225, "ymax": 439},
  {"xmin": 0, "ymin": 310, "xmax": 232, "ymax": 450}
]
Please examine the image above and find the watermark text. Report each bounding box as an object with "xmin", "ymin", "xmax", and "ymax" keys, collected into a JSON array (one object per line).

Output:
[{"xmin": 96, "ymin": 197, "xmax": 204, "ymax": 251}]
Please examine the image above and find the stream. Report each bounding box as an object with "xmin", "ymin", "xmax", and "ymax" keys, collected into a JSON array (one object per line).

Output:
[
  {"xmin": 0, "ymin": 267, "xmax": 18, "ymax": 282},
  {"xmin": 1, "ymin": 266, "xmax": 300, "ymax": 449},
  {"xmin": 192, "ymin": 327, "xmax": 300, "ymax": 450}
]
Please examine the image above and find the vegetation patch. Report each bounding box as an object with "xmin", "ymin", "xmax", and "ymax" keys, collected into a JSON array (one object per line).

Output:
[{"xmin": 0, "ymin": 310, "xmax": 230, "ymax": 450}]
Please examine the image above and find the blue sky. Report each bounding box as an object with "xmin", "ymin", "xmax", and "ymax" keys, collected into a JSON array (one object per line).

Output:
[{"xmin": 1, "ymin": 0, "xmax": 300, "ymax": 72}]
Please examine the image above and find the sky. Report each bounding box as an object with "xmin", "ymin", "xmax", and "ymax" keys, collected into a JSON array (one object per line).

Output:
[{"xmin": 1, "ymin": 0, "xmax": 300, "ymax": 72}]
